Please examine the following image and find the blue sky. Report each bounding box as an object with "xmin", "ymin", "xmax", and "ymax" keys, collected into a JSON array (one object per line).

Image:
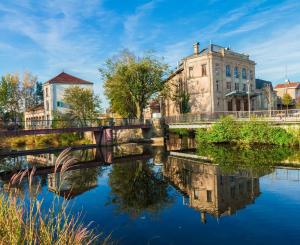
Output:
[{"xmin": 0, "ymin": 0, "xmax": 300, "ymax": 108}]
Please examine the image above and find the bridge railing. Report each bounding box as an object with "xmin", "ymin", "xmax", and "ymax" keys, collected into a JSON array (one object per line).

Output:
[
  {"xmin": 164, "ymin": 109, "xmax": 300, "ymax": 124},
  {"xmin": 0, "ymin": 118, "xmax": 152, "ymax": 132}
]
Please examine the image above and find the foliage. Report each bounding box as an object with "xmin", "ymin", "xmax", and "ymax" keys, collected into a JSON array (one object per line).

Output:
[
  {"xmin": 196, "ymin": 116, "xmax": 239, "ymax": 144},
  {"xmin": 196, "ymin": 116, "xmax": 296, "ymax": 146},
  {"xmin": 0, "ymin": 148, "xmax": 103, "ymax": 244},
  {"xmin": 0, "ymin": 73, "xmax": 22, "ymax": 121},
  {"xmin": 169, "ymin": 128, "xmax": 190, "ymax": 137},
  {"xmin": 196, "ymin": 144, "xmax": 292, "ymax": 175},
  {"xmin": 63, "ymin": 86, "xmax": 102, "ymax": 126},
  {"xmin": 282, "ymin": 93, "xmax": 293, "ymax": 109},
  {"xmin": 108, "ymin": 161, "xmax": 172, "ymax": 217},
  {"xmin": 100, "ymin": 50, "xmax": 168, "ymax": 119},
  {"xmin": 0, "ymin": 72, "xmax": 42, "ymax": 121}
]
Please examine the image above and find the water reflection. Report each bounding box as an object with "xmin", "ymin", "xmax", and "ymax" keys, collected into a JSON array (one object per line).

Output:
[
  {"xmin": 163, "ymin": 155, "xmax": 260, "ymax": 221},
  {"xmin": 48, "ymin": 167, "xmax": 101, "ymax": 199},
  {"xmin": 108, "ymin": 159, "xmax": 173, "ymax": 218}
]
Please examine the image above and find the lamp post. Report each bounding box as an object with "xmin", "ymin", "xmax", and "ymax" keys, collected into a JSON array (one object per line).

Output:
[{"xmin": 247, "ymin": 80, "xmax": 251, "ymax": 119}]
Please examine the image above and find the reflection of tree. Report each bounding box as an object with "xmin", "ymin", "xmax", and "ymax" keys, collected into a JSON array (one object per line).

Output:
[
  {"xmin": 108, "ymin": 161, "xmax": 172, "ymax": 217},
  {"xmin": 197, "ymin": 144, "xmax": 292, "ymax": 176}
]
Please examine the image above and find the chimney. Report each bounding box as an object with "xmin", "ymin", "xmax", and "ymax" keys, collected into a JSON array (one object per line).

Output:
[{"xmin": 193, "ymin": 42, "xmax": 200, "ymax": 55}]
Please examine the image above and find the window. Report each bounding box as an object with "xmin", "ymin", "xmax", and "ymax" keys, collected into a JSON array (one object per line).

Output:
[
  {"xmin": 242, "ymin": 68, "xmax": 247, "ymax": 79},
  {"xmin": 217, "ymin": 97, "xmax": 220, "ymax": 106},
  {"xmin": 46, "ymin": 101, "xmax": 49, "ymax": 111},
  {"xmin": 45, "ymin": 88, "xmax": 49, "ymax": 97},
  {"xmin": 226, "ymin": 82, "xmax": 231, "ymax": 91},
  {"xmin": 194, "ymin": 189, "xmax": 200, "ymax": 200},
  {"xmin": 57, "ymin": 101, "xmax": 64, "ymax": 107},
  {"xmin": 226, "ymin": 65, "xmax": 231, "ymax": 77},
  {"xmin": 234, "ymin": 66, "xmax": 239, "ymax": 78},
  {"xmin": 235, "ymin": 83, "xmax": 239, "ymax": 91},
  {"xmin": 250, "ymin": 70, "xmax": 254, "ymax": 80},
  {"xmin": 202, "ymin": 64, "xmax": 207, "ymax": 76},
  {"xmin": 243, "ymin": 84, "xmax": 246, "ymax": 92},
  {"xmin": 216, "ymin": 80, "xmax": 219, "ymax": 92},
  {"xmin": 207, "ymin": 190, "xmax": 212, "ymax": 202},
  {"xmin": 189, "ymin": 67, "xmax": 194, "ymax": 78},
  {"xmin": 215, "ymin": 63, "xmax": 220, "ymax": 75}
]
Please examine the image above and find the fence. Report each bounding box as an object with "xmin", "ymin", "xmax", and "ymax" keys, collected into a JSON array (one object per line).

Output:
[
  {"xmin": 0, "ymin": 118, "xmax": 151, "ymax": 131},
  {"xmin": 164, "ymin": 109, "xmax": 300, "ymax": 124}
]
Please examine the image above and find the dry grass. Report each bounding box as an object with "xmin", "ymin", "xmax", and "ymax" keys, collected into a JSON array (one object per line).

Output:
[
  {"xmin": 0, "ymin": 148, "xmax": 107, "ymax": 245},
  {"xmin": 1, "ymin": 134, "xmax": 92, "ymax": 148}
]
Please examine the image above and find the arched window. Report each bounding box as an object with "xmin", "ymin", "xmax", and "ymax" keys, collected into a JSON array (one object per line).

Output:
[
  {"xmin": 234, "ymin": 67, "xmax": 239, "ymax": 78},
  {"xmin": 226, "ymin": 65, "xmax": 231, "ymax": 77},
  {"xmin": 242, "ymin": 68, "xmax": 247, "ymax": 79}
]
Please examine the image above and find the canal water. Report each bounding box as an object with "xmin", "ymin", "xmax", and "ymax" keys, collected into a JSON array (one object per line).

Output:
[{"xmin": 1, "ymin": 139, "xmax": 300, "ymax": 244}]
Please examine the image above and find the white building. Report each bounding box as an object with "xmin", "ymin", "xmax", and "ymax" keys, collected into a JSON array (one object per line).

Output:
[
  {"xmin": 43, "ymin": 72, "xmax": 93, "ymax": 121},
  {"xmin": 25, "ymin": 72, "xmax": 93, "ymax": 128}
]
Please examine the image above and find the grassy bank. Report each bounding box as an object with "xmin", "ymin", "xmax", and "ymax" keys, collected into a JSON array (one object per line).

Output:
[
  {"xmin": 196, "ymin": 116, "xmax": 300, "ymax": 146},
  {"xmin": 0, "ymin": 148, "xmax": 109, "ymax": 244},
  {"xmin": 1, "ymin": 133, "xmax": 92, "ymax": 148}
]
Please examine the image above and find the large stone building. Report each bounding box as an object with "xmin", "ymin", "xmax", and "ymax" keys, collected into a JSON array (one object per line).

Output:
[
  {"xmin": 25, "ymin": 72, "xmax": 93, "ymax": 128},
  {"xmin": 164, "ymin": 43, "xmax": 257, "ymax": 116}
]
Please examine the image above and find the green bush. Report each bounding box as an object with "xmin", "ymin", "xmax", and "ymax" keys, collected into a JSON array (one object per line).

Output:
[
  {"xmin": 196, "ymin": 116, "xmax": 239, "ymax": 143},
  {"xmin": 196, "ymin": 116, "xmax": 297, "ymax": 146},
  {"xmin": 169, "ymin": 128, "xmax": 190, "ymax": 137}
]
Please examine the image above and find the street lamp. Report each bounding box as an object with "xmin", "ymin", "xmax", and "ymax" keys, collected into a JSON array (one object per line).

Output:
[{"xmin": 247, "ymin": 80, "xmax": 251, "ymax": 119}]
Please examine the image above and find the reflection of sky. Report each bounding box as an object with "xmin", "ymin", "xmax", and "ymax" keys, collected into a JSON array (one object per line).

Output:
[{"xmin": 2, "ymin": 152, "xmax": 300, "ymax": 244}]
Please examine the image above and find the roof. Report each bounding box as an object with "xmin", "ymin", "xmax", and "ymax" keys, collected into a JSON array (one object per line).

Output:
[
  {"xmin": 274, "ymin": 81, "xmax": 300, "ymax": 89},
  {"xmin": 44, "ymin": 72, "xmax": 93, "ymax": 85},
  {"xmin": 255, "ymin": 79, "xmax": 273, "ymax": 90}
]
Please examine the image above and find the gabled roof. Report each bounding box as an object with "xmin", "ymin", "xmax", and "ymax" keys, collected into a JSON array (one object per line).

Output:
[
  {"xmin": 44, "ymin": 72, "xmax": 93, "ymax": 85},
  {"xmin": 274, "ymin": 82, "xmax": 300, "ymax": 89}
]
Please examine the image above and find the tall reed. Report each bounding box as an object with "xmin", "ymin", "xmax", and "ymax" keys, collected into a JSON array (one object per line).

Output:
[{"xmin": 0, "ymin": 147, "xmax": 107, "ymax": 245}]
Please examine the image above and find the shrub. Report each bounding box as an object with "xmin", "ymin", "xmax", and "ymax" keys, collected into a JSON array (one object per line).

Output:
[
  {"xmin": 196, "ymin": 116, "xmax": 239, "ymax": 144},
  {"xmin": 196, "ymin": 117, "xmax": 297, "ymax": 146},
  {"xmin": 239, "ymin": 120, "xmax": 270, "ymax": 144}
]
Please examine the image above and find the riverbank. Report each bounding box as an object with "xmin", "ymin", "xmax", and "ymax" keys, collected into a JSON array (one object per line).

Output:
[
  {"xmin": 1, "ymin": 133, "xmax": 92, "ymax": 148},
  {"xmin": 195, "ymin": 116, "xmax": 300, "ymax": 146}
]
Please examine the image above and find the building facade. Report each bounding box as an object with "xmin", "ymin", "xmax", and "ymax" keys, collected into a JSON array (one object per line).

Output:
[
  {"xmin": 164, "ymin": 43, "xmax": 257, "ymax": 116},
  {"xmin": 255, "ymin": 79, "xmax": 277, "ymax": 110},
  {"xmin": 24, "ymin": 72, "xmax": 93, "ymax": 128},
  {"xmin": 274, "ymin": 81, "xmax": 300, "ymax": 108}
]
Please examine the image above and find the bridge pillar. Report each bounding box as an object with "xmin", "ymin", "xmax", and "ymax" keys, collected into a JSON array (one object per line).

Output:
[
  {"xmin": 93, "ymin": 128, "xmax": 113, "ymax": 146},
  {"xmin": 94, "ymin": 146, "xmax": 113, "ymax": 163},
  {"xmin": 141, "ymin": 128, "xmax": 152, "ymax": 140}
]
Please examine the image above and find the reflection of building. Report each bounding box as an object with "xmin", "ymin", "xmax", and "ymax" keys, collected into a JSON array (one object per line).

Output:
[
  {"xmin": 48, "ymin": 169, "xmax": 98, "ymax": 199},
  {"xmin": 164, "ymin": 43, "xmax": 256, "ymax": 116},
  {"xmin": 25, "ymin": 72, "xmax": 93, "ymax": 128},
  {"xmin": 163, "ymin": 156, "xmax": 260, "ymax": 222},
  {"xmin": 26, "ymin": 154, "xmax": 56, "ymax": 166}
]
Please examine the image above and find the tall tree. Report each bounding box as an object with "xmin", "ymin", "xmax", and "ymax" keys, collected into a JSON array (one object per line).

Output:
[
  {"xmin": 282, "ymin": 93, "xmax": 292, "ymax": 111},
  {"xmin": 63, "ymin": 86, "xmax": 102, "ymax": 126},
  {"xmin": 100, "ymin": 51, "xmax": 168, "ymax": 119},
  {"xmin": 0, "ymin": 73, "xmax": 22, "ymax": 121},
  {"xmin": 22, "ymin": 72, "xmax": 38, "ymax": 110}
]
